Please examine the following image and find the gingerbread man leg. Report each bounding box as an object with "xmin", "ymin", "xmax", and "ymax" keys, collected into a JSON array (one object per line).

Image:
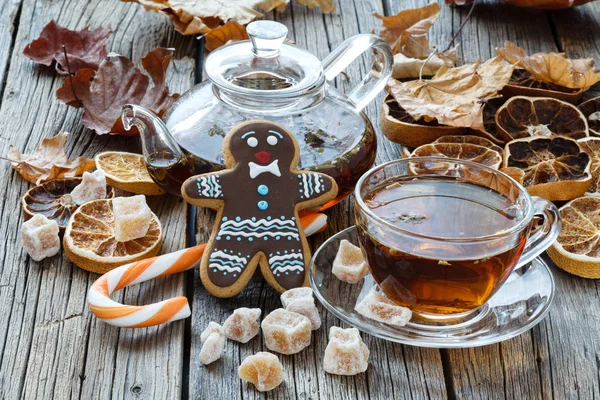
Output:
[{"xmin": 262, "ymin": 239, "xmax": 309, "ymax": 290}]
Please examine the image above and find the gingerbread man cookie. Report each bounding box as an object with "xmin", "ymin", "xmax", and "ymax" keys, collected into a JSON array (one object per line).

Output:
[{"xmin": 182, "ymin": 121, "xmax": 338, "ymax": 297}]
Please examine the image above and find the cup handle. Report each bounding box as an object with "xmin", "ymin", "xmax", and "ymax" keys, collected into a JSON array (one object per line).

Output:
[
  {"xmin": 321, "ymin": 34, "xmax": 393, "ymax": 112},
  {"xmin": 516, "ymin": 196, "xmax": 561, "ymax": 268}
]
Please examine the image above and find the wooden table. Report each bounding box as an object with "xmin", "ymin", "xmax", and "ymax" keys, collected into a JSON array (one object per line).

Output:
[{"xmin": 1, "ymin": 0, "xmax": 599, "ymax": 398}]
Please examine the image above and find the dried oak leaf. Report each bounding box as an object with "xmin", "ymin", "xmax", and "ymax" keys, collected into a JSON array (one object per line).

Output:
[
  {"xmin": 122, "ymin": 0, "xmax": 290, "ymax": 35},
  {"xmin": 56, "ymin": 47, "xmax": 179, "ymax": 135},
  {"xmin": 387, "ymin": 56, "xmax": 514, "ymax": 130},
  {"xmin": 497, "ymin": 41, "xmax": 600, "ymax": 89},
  {"xmin": 7, "ymin": 132, "xmax": 95, "ymax": 185},
  {"xmin": 23, "ymin": 20, "xmax": 111, "ymax": 75},
  {"xmin": 374, "ymin": 2, "xmax": 440, "ymax": 59},
  {"xmin": 204, "ymin": 21, "xmax": 249, "ymax": 52}
]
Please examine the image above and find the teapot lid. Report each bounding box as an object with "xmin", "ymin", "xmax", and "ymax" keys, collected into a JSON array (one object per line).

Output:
[{"xmin": 204, "ymin": 21, "xmax": 325, "ymax": 99}]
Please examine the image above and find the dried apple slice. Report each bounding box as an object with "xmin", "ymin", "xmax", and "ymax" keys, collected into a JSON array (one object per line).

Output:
[
  {"xmin": 21, "ymin": 177, "xmax": 115, "ymax": 232},
  {"xmin": 578, "ymin": 97, "xmax": 600, "ymax": 136},
  {"xmin": 578, "ymin": 137, "xmax": 600, "ymax": 196},
  {"xmin": 504, "ymin": 136, "xmax": 592, "ymax": 201},
  {"xmin": 495, "ymin": 96, "xmax": 589, "ymax": 142},
  {"xmin": 547, "ymin": 197, "xmax": 600, "ymax": 279},
  {"xmin": 411, "ymin": 142, "xmax": 503, "ymax": 169},
  {"xmin": 502, "ymin": 69, "xmax": 583, "ymax": 105}
]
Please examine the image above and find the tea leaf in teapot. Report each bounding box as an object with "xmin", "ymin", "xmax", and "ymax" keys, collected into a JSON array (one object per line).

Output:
[
  {"xmin": 387, "ymin": 56, "xmax": 515, "ymax": 130},
  {"xmin": 23, "ymin": 20, "xmax": 112, "ymax": 75},
  {"xmin": 497, "ymin": 41, "xmax": 600, "ymax": 89},
  {"xmin": 122, "ymin": 0, "xmax": 290, "ymax": 35},
  {"xmin": 204, "ymin": 21, "xmax": 249, "ymax": 52},
  {"xmin": 56, "ymin": 47, "xmax": 179, "ymax": 135},
  {"xmin": 6, "ymin": 132, "xmax": 95, "ymax": 184}
]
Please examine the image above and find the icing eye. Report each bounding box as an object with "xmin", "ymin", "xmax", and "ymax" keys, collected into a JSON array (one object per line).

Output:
[
  {"xmin": 247, "ymin": 137, "xmax": 258, "ymax": 147},
  {"xmin": 267, "ymin": 136, "xmax": 278, "ymax": 146}
]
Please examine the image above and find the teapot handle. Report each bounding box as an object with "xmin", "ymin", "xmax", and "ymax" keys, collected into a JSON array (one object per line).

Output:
[{"xmin": 322, "ymin": 34, "xmax": 393, "ymax": 112}]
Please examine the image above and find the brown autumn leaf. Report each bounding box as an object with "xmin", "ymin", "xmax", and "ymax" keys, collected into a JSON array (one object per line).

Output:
[
  {"xmin": 204, "ymin": 21, "xmax": 249, "ymax": 52},
  {"xmin": 23, "ymin": 20, "xmax": 111, "ymax": 75},
  {"xmin": 295, "ymin": 0, "xmax": 335, "ymax": 12},
  {"xmin": 56, "ymin": 47, "xmax": 179, "ymax": 135},
  {"xmin": 497, "ymin": 41, "xmax": 600, "ymax": 89},
  {"xmin": 374, "ymin": 2, "xmax": 440, "ymax": 59},
  {"xmin": 7, "ymin": 132, "xmax": 95, "ymax": 185},
  {"xmin": 387, "ymin": 56, "xmax": 515, "ymax": 130},
  {"xmin": 122, "ymin": 0, "xmax": 290, "ymax": 35}
]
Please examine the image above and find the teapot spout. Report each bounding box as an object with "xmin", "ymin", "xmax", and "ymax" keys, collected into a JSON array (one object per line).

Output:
[{"xmin": 121, "ymin": 104, "xmax": 195, "ymax": 196}]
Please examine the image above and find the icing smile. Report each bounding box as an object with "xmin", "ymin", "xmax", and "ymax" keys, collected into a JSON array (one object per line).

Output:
[{"xmin": 254, "ymin": 151, "xmax": 271, "ymax": 165}]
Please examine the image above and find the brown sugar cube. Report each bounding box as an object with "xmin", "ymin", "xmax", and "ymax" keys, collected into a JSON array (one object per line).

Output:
[
  {"xmin": 285, "ymin": 296, "xmax": 321, "ymax": 331},
  {"xmin": 261, "ymin": 308, "xmax": 311, "ymax": 355},
  {"xmin": 223, "ymin": 307, "xmax": 261, "ymax": 343},
  {"xmin": 355, "ymin": 291, "xmax": 412, "ymax": 327},
  {"xmin": 280, "ymin": 287, "xmax": 313, "ymax": 308},
  {"xmin": 323, "ymin": 327, "xmax": 369, "ymax": 375},
  {"xmin": 70, "ymin": 170, "xmax": 107, "ymax": 205},
  {"xmin": 199, "ymin": 322, "xmax": 225, "ymax": 365},
  {"xmin": 21, "ymin": 214, "xmax": 60, "ymax": 261},
  {"xmin": 238, "ymin": 352, "xmax": 284, "ymax": 392},
  {"xmin": 112, "ymin": 195, "xmax": 152, "ymax": 242},
  {"xmin": 332, "ymin": 240, "xmax": 368, "ymax": 283}
]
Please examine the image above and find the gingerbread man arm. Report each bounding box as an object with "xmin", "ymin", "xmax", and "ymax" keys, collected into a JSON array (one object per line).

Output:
[
  {"xmin": 182, "ymin": 172, "xmax": 227, "ymax": 202},
  {"xmin": 295, "ymin": 171, "xmax": 338, "ymax": 205}
]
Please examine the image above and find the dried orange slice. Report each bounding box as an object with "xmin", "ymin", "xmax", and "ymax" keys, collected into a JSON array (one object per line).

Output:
[
  {"xmin": 495, "ymin": 96, "xmax": 589, "ymax": 141},
  {"xmin": 578, "ymin": 137, "xmax": 600, "ymax": 196},
  {"xmin": 547, "ymin": 197, "xmax": 600, "ymax": 279},
  {"xmin": 411, "ymin": 142, "xmax": 503, "ymax": 169},
  {"xmin": 95, "ymin": 151, "xmax": 165, "ymax": 196},
  {"xmin": 21, "ymin": 177, "xmax": 115, "ymax": 232},
  {"xmin": 578, "ymin": 96, "xmax": 600, "ymax": 136},
  {"xmin": 433, "ymin": 135, "xmax": 504, "ymax": 155},
  {"xmin": 504, "ymin": 136, "xmax": 591, "ymax": 201},
  {"xmin": 502, "ymin": 69, "xmax": 583, "ymax": 105},
  {"xmin": 499, "ymin": 167, "xmax": 525, "ymax": 184},
  {"xmin": 481, "ymin": 97, "xmax": 507, "ymax": 144},
  {"xmin": 63, "ymin": 198, "xmax": 162, "ymax": 273}
]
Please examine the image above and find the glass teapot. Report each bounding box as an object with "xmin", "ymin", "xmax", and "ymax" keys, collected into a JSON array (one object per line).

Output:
[{"xmin": 122, "ymin": 20, "xmax": 393, "ymax": 208}]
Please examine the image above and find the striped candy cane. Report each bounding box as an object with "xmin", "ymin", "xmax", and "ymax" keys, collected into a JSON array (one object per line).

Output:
[
  {"xmin": 88, "ymin": 245, "xmax": 205, "ymax": 328},
  {"xmin": 88, "ymin": 213, "xmax": 328, "ymax": 328}
]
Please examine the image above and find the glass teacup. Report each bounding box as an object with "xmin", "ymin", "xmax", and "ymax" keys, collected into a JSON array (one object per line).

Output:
[{"xmin": 354, "ymin": 157, "xmax": 560, "ymax": 323}]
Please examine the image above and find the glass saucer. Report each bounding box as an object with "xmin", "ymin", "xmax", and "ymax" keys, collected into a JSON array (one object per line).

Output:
[{"xmin": 309, "ymin": 226, "xmax": 555, "ymax": 348}]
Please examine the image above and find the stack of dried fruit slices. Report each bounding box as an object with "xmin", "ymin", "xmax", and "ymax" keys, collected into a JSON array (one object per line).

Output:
[{"xmin": 382, "ymin": 45, "xmax": 600, "ymax": 280}]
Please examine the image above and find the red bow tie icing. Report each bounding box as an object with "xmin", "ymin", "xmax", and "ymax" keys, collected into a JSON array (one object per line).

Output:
[{"xmin": 182, "ymin": 120, "xmax": 338, "ymax": 298}]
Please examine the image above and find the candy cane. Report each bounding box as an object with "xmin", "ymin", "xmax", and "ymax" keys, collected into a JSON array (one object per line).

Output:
[
  {"xmin": 88, "ymin": 245, "xmax": 205, "ymax": 328},
  {"xmin": 88, "ymin": 213, "xmax": 328, "ymax": 328}
]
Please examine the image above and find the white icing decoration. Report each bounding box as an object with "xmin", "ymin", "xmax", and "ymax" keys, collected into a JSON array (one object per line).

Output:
[
  {"xmin": 267, "ymin": 135, "xmax": 278, "ymax": 145},
  {"xmin": 272, "ymin": 265, "xmax": 304, "ymax": 274},
  {"xmin": 269, "ymin": 253, "xmax": 303, "ymax": 263},
  {"xmin": 313, "ymin": 174, "xmax": 321, "ymax": 193},
  {"xmin": 247, "ymin": 137, "xmax": 258, "ymax": 147},
  {"xmin": 221, "ymin": 218, "xmax": 295, "ymax": 228},
  {"xmin": 302, "ymin": 174, "xmax": 311, "ymax": 197},
  {"xmin": 248, "ymin": 160, "xmax": 281, "ymax": 179},
  {"xmin": 209, "ymin": 263, "xmax": 243, "ymax": 273},
  {"xmin": 210, "ymin": 251, "xmax": 248, "ymax": 265}
]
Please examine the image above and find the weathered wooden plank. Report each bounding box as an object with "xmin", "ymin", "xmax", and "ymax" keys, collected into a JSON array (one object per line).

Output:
[
  {"xmin": 381, "ymin": 1, "xmax": 562, "ymax": 399},
  {"xmin": 0, "ymin": 1, "xmax": 195, "ymax": 398},
  {"xmin": 189, "ymin": 0, "xmax": 446, "ymax": 399},
  {"xmin": 0, "ymin": 0, "xmax": 21, "ymax": 102}
]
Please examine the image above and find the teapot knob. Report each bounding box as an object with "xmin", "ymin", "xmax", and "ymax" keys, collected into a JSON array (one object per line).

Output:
[{"xmin": 247, "ymin": 21, "xmax": 288, "ymax": 58}]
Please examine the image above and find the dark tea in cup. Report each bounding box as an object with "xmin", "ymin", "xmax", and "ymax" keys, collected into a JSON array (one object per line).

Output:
[{"xmin": 354, "ymin": 158, "xmax": 560, "ymax": 320}]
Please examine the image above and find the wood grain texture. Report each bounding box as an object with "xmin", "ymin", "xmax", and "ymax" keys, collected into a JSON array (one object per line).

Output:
[
  {"xmin": 190, "ymin": 0, "xmax": 446, "ymax": 399},
  {"xmin": 0, "ymin": 0, "xmax": 195, "ymax": 399}
]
